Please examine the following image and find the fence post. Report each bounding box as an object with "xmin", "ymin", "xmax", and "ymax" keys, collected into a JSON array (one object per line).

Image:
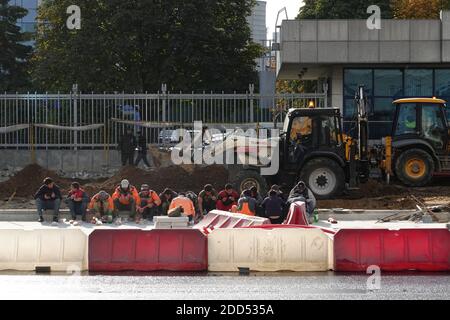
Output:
[
  {"xmin": 161, "ymin": 83, "xmax": 167, "ymax": 122},
  {"xmin": 72, "ymin": 84, "xmax": 79, "ymax": 150},
  {"xmin": 323, "ymin": 81, "xmax": 329, "ymax": 108},
  {"xmin": 249, "ymin": 84, "xmax": 255, "ymax": 123}
]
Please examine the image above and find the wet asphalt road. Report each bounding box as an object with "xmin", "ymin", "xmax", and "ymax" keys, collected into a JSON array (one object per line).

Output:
[{"xmin": 0, "ymin": 272, "xmax": 448, "ymax": 300}]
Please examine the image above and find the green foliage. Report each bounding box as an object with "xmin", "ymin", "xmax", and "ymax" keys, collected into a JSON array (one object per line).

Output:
[
  {"xmin": 32, "ymin": 0, "xmax": 262, "ymax": 93},
  {"xmin": 298, "ymin": 0, "xmax": 393, "ymax": 19},
  {"xmin": 0, "ymin": 0, "xmax": 33, "ymax": 91}
]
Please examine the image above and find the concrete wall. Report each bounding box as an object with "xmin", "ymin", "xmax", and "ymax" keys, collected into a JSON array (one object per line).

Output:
[
  {"xmin": 0, "ymin": 149, "xmax": 121, "ymax": 174},
  {"xmin": 279, "ymin": 18, "xmax": 444, "ymax": 68}
]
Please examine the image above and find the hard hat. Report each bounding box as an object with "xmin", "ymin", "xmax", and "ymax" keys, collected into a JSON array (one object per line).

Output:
[
  {"xmin": 141, "ymin": 184, "xmax": 150, "ymax": 191},
  {"xmin": 120, "ymin": 179, "xmax": 130, "ymax": 189},
  {"xmin": 98, "ymin": 191, "xmax": 109, "ymax": 200}
]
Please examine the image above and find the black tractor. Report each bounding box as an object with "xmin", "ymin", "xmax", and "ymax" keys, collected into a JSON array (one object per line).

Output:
[{"xmin": 232, "ymin": 96, "xmax": 370, "ymax": 199}]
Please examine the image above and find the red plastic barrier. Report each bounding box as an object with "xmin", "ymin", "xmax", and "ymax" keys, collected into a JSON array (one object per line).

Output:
[
  {"xmin": 89, "ymin": 229, "xmax": 207, "ymax": 272},
  {"xmin": 194, "ymin": 210, "xmax": 270, "ymax": 233},
  {"xmin": 334, "ymin": 228, "xmax": 450, "ymax": 272},
  {"xmin": 283, "ymin": 202, "xmax": 309, "ymax": 226}
]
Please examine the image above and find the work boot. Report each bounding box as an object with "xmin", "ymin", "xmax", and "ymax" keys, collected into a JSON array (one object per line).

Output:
[
  {"xmin": 38, "ymin": 216, "xmax": 44, "ymax": 223},
  {"xmin": 53, "ymin": 216, "xmax": 59, "ymax": 223}
]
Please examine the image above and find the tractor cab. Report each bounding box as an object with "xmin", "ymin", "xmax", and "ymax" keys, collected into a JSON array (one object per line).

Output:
[
  {"xmin": 280, "ymin": 108, "xmax": 345, "ymax": 170},
  {"xmin": 392, "ymin": 98, "xmax": 449, "ymax": 153},
  {"xmin": 384, "ymin": 98, "xmax": 450, "ymax": 186}
]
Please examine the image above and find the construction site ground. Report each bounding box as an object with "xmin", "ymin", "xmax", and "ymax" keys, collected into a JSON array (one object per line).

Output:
[{"xmin": 0, "ymin": 163, "xmax": 449, "ymax": 211}]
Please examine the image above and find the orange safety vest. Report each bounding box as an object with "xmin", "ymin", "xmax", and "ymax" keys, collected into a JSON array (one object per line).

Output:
[{"xmin": 239, "ymin": 202, "xmax": 255, "ymax": 216}]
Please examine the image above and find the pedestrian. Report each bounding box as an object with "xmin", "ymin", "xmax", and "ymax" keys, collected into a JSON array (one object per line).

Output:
[
  {"xmin": 136, "ymin": 184, "xmax": 161, "ymax": 222},
  {"xmin": 216, "ymin": 183, "xmax": 239, "ymax": 212},
  {"xmin": 261, "ymin": 189, "xmax": 286, "ymax": 224},
  {"xmin": 65, "ymin": 182, "xmax": 90, "ymax": 222},
  {"xmin": 169, "ymin": 192, "xmax": 196, "ymax": 221},
  {"xmin": 159, "ymin": 188, "xmax": 178, "ymax": 215},
  {"xmin": 198, "ymin": 184, "xmax": 217, "ymax": 216},
  {"xmin": 112, "ymin": 179, "xmax": 141, "ymax": 220},
  {"xmin": 87, "ymin": 190, "xmax": 114, "ymax": 224},
  {"xmin": 235, "ymin": 189, "xmax": 257, "ymax": 216},
  {"xmin": 34, "ymin": 177, "xmax": 62, "ymax": 223},
  {"xmin": 118, "ymin": 128, "xmax": 137, "ymax": 166},
  {"xmin": 134, "ymin": 131, "xmax": 152, "ymax": 168},
  {"xmin": 287, "ymin": 181, "xmax": 316, "ymax": 217}
]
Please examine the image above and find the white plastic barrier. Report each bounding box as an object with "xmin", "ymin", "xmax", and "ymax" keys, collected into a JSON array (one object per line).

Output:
[
  {"xmin": 0, "ymin": 223, "xmax": 88, "ymax": 272},
  {"xmin": 208, "ymin": 227, "xmax": 334, "ymax": 272}
]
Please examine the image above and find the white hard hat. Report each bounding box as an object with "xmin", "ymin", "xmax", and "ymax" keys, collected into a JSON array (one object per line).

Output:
[{"xmin": 120, "ymin": 179, "xmax": 130, "ymax": 189}]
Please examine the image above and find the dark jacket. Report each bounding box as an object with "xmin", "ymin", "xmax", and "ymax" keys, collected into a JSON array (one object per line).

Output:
[
  {"xmin": 119, "ymin": 133, "xmax": 137, "ymax": 154},
  {"xmin": 34, "ymin": 185, "xmax": 62, "ymax": 201},
  {"xmin": 136, "ymin": 135, "xmax": 148, "ymax": 153},
  {"xmin": 262, "ymin": 195, "xmax": 285, "ymax": 217}
]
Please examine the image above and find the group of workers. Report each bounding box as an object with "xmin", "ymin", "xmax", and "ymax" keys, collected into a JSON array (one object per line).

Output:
[{"xmin": 34, "ymin": 177, "xmax": 316, "ymax": 225}]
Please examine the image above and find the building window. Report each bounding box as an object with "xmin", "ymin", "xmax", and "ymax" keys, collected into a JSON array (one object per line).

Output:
[
  {"xmin": 344, "ymin": 68, "xmax": 450, "ymax": 139},
  {"xmin": 344, "ymin": 69, "xmax": 373, "ymax": 97},
  {"xmin": 435, "ymin": 70, "xmax": 450, "ymax": 96},
  {"xmin": 405, "ymin": 69, "xmax": 433, "ymax": 97},
  {"xmin": 374, "ymin": 69, "xmax": 403, "ymax": 97}
]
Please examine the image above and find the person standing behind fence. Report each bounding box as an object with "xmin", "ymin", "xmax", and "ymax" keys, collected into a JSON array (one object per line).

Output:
[
  {"xmin": 118, "ymin": 128, "xmax": 137, "ymax": 166},
  {"xmin": 65, "ymin": 182, "xmax": 90, "ymax": 222},
  {"xmin": 34, "ymin": 177, "xmax": 62, "ymax": 223},
  {"xmin": 134, "ymin": 131, "xmax": 152, "ymax": 168}
]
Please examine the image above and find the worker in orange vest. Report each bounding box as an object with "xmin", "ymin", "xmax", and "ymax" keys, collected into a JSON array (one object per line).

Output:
[
  {"xmin": 87, "ymin": 190, "xmax": 115, "ymax": 224},
  {"xmin": 169, "ymin": 192, "xmax": 196, "ymax": 221},
  {"xmin": 112, "ymin": 179, "xmax": 141, "ymax": 220},
  {"xmin": 235, "ymin": 189, "xmax": 257, "ymax": 216}
]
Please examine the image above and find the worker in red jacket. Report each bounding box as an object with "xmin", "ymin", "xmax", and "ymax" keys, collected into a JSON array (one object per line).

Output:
[{"xmin": 216, "ymin": 183, "xmax": 239, "ymax": 212}]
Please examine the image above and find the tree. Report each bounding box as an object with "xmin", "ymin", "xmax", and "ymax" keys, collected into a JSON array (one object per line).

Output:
[
  {"xmin": 0, "ymin": 0, "xmax": 32, "ymax": 91},
  {"xmin": 298, "ymin": 0, "xmax": 393, "ymax": 19},
  {"xmin": 32, "ymin": 0, "xmax": 262, "ymax": 93},
  {"xmin": 392, "ymin": 0, "xmax": 450, "ymax": 19}
]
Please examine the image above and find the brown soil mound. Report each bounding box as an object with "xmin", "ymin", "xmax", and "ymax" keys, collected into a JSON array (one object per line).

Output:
[
  {"xmin": 0, "ymin": 164, "xmax": 73, "ymax": 199},
  {"xmin": 84, "ymin": 165, "xmax": 229, "ymax": 195}
]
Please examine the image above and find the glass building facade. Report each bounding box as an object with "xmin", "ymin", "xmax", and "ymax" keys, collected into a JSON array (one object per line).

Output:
[
  {"xmin": 343, "ymin": 68, "xmax": 450, "ymax": 139},
  {"xmin": 11, "ymin": 0, "xmax": 39, "ymax": 33}
]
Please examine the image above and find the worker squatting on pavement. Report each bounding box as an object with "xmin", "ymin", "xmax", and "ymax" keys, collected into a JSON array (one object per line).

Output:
[{"xmin": 33, "ymin": 177, "xmax": 317, "ymax": 225}]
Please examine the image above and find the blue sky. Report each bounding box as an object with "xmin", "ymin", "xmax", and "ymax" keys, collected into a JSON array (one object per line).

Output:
[{"xmin": 265, "ymin": 0, "xmax": 303, "ymax": 39}]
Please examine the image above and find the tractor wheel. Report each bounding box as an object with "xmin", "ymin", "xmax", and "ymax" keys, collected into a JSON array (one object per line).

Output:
[
  {"xmin": 300, "ymin": 158, "xmax": 345, "ymax": 199},
  {"xmin": 232, "ymin": 169, "xmax": 269, "ymax": 195},
  {"xmin": 395, "ymin": 148, "xmax": 434, "ymax": 187}
]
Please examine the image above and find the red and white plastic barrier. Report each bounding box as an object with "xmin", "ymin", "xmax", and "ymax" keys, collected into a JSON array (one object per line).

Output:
[
  {"xmin": 334, "ymin": 228, "xmax": 450, "ymax": 272},
  {"xmin": 89, "ymin": 229, "xmax": 207, "ymax": 272},
  {"xmin": 194, "ymin": 210, "xmax": 270, "ymax": 234}
]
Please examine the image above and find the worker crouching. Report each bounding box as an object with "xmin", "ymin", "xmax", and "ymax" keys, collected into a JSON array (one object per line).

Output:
[
  {"xmin": 87, "ymin": 191, "xmax": 114, "ymax": 224},
  {"xmin": 112, "ymin": 179, "xmax": 141, "ymax": 221},
  {"xmin": 136, "ymin": 184, "xmax": 161, "ymax": 222}
]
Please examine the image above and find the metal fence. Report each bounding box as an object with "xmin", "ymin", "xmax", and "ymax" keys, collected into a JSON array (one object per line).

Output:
[{"xmin": 0, "ymin": 91, "xmax": 327, "ymax": 149}]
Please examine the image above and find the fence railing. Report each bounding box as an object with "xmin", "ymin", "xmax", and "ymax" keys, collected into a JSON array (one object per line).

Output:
[{"xmin": 0, "ymin": 91, "xmax": 327, "ymax": 149}]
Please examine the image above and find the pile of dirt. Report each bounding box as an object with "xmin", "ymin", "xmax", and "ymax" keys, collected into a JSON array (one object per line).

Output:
[
  {"xmin": 317, "ymin": 178, "xmax": 450, "ymax": 210},
  {"xmin": 84, "ymin": 165, "xmax": 229, "ymax": 195},
  {"xmin": 0, "ymin": 164, "xmax": 73, "ymax": 199}
]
